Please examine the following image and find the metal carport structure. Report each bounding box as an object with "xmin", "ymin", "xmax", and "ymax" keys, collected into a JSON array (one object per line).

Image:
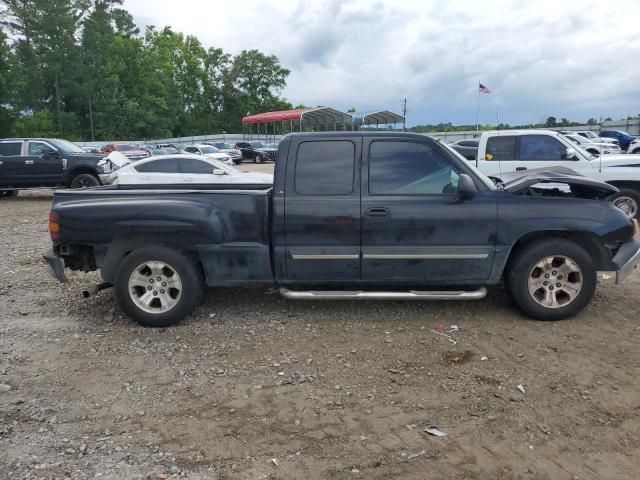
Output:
[
  {"xmin": 242, "ymin": 107, "xmax": 354, "ymax": 139},
  {"xmin": 352, "ymin": 110, "xmax": 405, "ymax": 129}
]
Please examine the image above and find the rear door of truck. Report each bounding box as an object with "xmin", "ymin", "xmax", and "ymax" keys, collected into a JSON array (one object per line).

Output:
[
  {"xmin": 282, "ymin": 136, "xmax": 362, "ymax": 282},
  {"xmin": 0, "ymin": 140, "xmax": 26, "ymax": 186},
  {"xmin": 360, "ymin": 136, "xmax": 497, "ymax": 283}
]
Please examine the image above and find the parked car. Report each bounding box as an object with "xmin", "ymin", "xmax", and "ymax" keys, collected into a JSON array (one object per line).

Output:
[
  {"xmin": 449, "ymin": 139, "xmax": 479, "ymax": 160},
  {"xmin": 563, "ymin": 134, "xmax": 621, "ymax": 155},
  {"xmin": 182, "ymin": 144, "xmax": 232, "ymax": 164},
  {"xmin": 472, "ymin": 130, "xmax": 640, "ymax": 218},
  {"xmin": 572, "ymin": 130, "xmax": 619, "ymax": 147},
  {"xmin": 204, "ymin": 142, "xmax": 243, "ymax": 165},
  {"xmin": 234, "ymin": 141, "xmax": 277, "ymax": 163},
  {"xmin": 100, "ymin": 154, "xmax": 273, "ymax": 185},
  {"xmin": 599, "ymin": 130, "xmax": 637, "ymax": 151},
  {"xmin": 139, "ymin": 145, "xmax": 171, "ymax": 156},
  {"xmin": 628, "ymin": 138, "xmax": 640, "ymax": 155},
  {"xmin": 100, "ymin": 143, "xmax": 150, "ymax": 161},
  {"xmin": 44, "ymin": 132, "xmax": 640, "ymax": 327},
  {"xmin": 0, "ymin": 138, "xmax": 105, "ymax": 196}
]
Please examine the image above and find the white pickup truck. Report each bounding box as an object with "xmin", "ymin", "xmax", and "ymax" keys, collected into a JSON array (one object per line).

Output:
[{"xmin": 473, "ymin": 130, "xmax": 640, "ymax": 218}]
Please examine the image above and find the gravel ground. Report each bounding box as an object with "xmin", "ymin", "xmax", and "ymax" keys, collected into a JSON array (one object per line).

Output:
[{"xmin": 1, "ymin": 165, "xmax": 640, "ymax": 479}]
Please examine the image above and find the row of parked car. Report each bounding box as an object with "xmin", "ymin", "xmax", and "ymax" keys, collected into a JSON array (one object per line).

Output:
[
  {"xmin": 87, "ymin": 140, "xmax": 279, "ymax": 166},
  {"xmin": 0, "ymin": 138, "xmax": 279, "ymax": 196}
]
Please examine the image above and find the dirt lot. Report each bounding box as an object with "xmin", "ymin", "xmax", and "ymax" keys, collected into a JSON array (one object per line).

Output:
[{"xmin": 1, "ymin": 165, "xmax": 640, "ymax": 479}]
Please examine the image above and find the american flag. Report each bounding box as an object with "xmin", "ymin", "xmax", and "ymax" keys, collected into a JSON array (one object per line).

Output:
[{"xmin": 479, "ymin": 83, "xmax": 491, "ymax": 94}]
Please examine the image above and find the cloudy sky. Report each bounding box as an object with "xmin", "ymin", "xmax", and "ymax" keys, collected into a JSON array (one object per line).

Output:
[{"xmin": 126, "ymin": 0, "xmax": 640, "ymax": 126}]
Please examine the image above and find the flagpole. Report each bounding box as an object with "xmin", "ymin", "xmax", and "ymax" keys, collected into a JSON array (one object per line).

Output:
[{"xmin": 476, "ymin": 81, "xmax": 480, "ymax": 132}]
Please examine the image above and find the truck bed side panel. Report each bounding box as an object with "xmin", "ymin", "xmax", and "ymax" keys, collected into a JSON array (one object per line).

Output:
[{"xmin": 52, "ymin": 189, "xmax": 273, "ymax": 284}]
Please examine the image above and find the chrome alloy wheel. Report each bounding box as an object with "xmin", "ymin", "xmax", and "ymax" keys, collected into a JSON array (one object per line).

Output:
[
  {"xmin": 528, "ymin": 255, "xmax": 583, "ymax": 309},
  {"xmin": 128, "ymin": 261, "xmax": 182, "ymax": 314}
]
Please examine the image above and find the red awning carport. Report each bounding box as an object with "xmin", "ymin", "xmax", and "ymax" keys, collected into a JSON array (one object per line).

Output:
[{"xmin": 242, "ymin": 107, "xmax": 353, "ymax": 131}]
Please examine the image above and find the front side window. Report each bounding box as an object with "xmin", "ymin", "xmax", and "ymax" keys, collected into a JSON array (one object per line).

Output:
[
  {"xmin": 519, "ymin": 135, "xmax": 567, "ymax": 161},
  {"xmin": 369, "ymin": 141, "xmax": 460, "ymax": 195},
  {"xmin": 295, "ymin": 141, "xmax": 355, "ymax": 195},
  {"xmin": 0, "ymin": 142, "xmax": 21, "ymax": 156},
  {"xmin": 180, "ymin": 159, "xmax": 215, "ymax": 174},
  {"xmin": 28, "ymin": 141, "xmax": 53, "ymax": 156},
  {"xmin": 134, "ymin": 158, "xmax": 179, "ymax": 173},
  {"xmin": 485, "ymin": 136, "xmax": 516, "ymax": 161}
]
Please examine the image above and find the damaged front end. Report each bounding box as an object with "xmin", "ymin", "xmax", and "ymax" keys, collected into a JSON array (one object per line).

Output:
[
  {"xmin": 97, "ymin": 151, "xmax": 131, "ymax": 184},
  {"xmin": 497, "ymin": 166, "xmax": 618, "ymax": 200}
]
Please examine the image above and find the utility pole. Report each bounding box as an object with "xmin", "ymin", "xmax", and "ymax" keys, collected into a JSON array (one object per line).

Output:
[{"xmin": 402, "ymin": 98, "xmax": 407, "ymax": 132}]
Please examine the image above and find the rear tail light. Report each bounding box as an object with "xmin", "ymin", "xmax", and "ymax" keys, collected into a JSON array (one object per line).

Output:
[{"xmin": 48, "ymin": 211, "xmax": 60, "ymax": 241}]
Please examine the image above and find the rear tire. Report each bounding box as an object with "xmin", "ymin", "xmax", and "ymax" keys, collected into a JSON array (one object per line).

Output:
[
  {"xmin": 70, "ymin": 173, "xmax": 100, "ymax": 188},
  {"xmin": 505, "ymin": 239, "xmax": 596, "ymax": 321},
  {"xmin": 609, "ymin": 188, "xmax": 640, "ymax": 219},
  {"xmin": 114, "ymin": 246, "xmax": 202, "ymax": 327}
]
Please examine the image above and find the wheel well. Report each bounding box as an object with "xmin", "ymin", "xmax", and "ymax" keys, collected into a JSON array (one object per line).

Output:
[
  {"xmin": 100, "ymin": 237, "xmax": 204, "ymax": 283},
  {"xmin": 65, "ymin": 166, "xmax": 101, "ymax": 186},
  {"xmin": 507, "ymin": 231, "xmax": 613, "ymax": 272},
  {"xmin": 607, "ymin": 181, "xmax": 640, "ymax": 193}
]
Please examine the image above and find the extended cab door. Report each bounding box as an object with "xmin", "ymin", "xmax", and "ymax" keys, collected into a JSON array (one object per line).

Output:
[
  {"xmin": 283, "ymin": 137, "xmax": 361, "ymax": 282},
  {"xmin": 0, "ymin": 140, "xmax": 25, "ymax": 186},
  {"xmin": 361, "ymin": 138, "xmax": 497, "ymax": 283},
  {"xmin": 24, "ymin": 140, "xmax": 64, "ymax": 186}
]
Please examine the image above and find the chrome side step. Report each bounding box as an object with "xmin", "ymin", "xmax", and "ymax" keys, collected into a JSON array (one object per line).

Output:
[{"xmin": 279, "ymin": 287, "xmax": 487, "ymax": 301}]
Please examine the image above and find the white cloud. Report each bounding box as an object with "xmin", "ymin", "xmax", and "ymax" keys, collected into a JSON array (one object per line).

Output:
[{"xmin": 124, "ymin": 0, "xmax": 640, "ymax": 125}]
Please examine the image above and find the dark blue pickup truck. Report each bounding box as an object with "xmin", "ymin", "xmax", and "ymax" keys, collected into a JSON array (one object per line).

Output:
[{"xmin": 44, "ymin": 132, "xmax": 640, "ymax": 327}]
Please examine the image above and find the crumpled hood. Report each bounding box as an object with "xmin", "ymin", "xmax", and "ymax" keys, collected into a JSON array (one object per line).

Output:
[
  {"xmin": 97, "ymin": 151, "xmax": 131, "ymax": 169},
  {"xmin": 498, "ymin": 166, "xmax": 618, "ymax": 197}
]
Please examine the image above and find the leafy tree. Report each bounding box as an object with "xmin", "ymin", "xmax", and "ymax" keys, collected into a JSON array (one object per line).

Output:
[
  {"xmin": 13, "ymin": 109, "xmax": 57, "ymax": 136},
  {"xmin": 545, "ymin": 116, "xmax": 557, "ymax": 127}
]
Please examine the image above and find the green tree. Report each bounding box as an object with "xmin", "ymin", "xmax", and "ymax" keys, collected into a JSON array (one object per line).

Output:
[{"xmin": 545, "ymin": 116, "xmax": 557, "ymax": 127}]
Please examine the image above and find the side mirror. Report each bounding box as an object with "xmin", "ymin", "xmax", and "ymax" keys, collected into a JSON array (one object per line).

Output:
[
  {"xmin": 213, "ymin": 168, "xmax": 225, "ymax": 175},
  {"xmin": 43, "ymin": 149, "xmax": 60, "ymax": 159},
  {"xmin": 457, "ymin": 173, "xmax": 478, "ymax": 199},
  {"xmin": 565, "ymin": 147, "xmax": 577, "ymax": 160}
]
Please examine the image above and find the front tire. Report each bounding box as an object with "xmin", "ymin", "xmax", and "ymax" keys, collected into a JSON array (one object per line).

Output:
[
  {"xmin": 70, "ymin": 173, "xmax": 100, "ymax": 188},
  {"xmin": 505, "ymin": 239, "xmax": 596, "ymax": 321},
  {"xmin": 254, "ymin": 154, "xmax": 263, "ymax": 164},
  {"xmin": 609, "ymin": 189, "xmax": 640, "ymax": 219},
  {"xmin": 114, "ymin": 246, "xmax": 202, "ymax": 327}
]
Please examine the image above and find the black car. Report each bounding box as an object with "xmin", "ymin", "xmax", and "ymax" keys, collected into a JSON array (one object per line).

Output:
[
  {"xmin": 44, "ymin": 132, "xmax": 639, "ymax": 327},
  {"xmin": 0, "ymin": 138, "xmax": 104, "ymax": 197},
  {"xmin": 450, "ymin": 139, "xmax": 479, "ymax": 160},
  {"xmin": 234, "ymin": 141, "xmax": 277, "ymax": 163}
]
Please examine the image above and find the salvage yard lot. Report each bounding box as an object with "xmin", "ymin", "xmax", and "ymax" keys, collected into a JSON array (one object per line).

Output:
[{"xmin": 1, "ymin": 164, "xmax": 640, "ymax": 479}]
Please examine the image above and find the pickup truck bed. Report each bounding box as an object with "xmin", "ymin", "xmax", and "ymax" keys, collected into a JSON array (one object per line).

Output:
[{"xmin": 50, "ymin": 185, "xmax": 274, "ymax": 285}]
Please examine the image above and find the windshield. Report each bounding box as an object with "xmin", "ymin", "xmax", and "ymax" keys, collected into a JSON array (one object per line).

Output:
[
  {"xmin": 266, "ymin": 143, "xmax": 279, "ymax": 148},
  {"xmin": 584, "ymin": 131, "xmax": 598, "ymax": 139},
  {"xmin": 250, "ymin": 141, "xmax": 266, "ymax": 148},
  {"xmin": 440, "ymin": 142, "xmax": 495, "ymax": 189},
  {"xmin": 199, "ymin": 146, "xmax": 220, "ymax": 154},
  {"xmin": 115, "ymin": 144, "xmax": 137, "ymax": 152},
  {"xmin": 49, "ymin": 139, "xmax": 86, "ymax": 154},
  {"xmin": 213, "ymin": 143, "xmax": 233, "ymax": 149}
]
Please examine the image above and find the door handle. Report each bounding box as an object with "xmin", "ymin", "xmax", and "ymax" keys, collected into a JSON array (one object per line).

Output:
[
  {"xmin": 183, "ymin": 177, "xmax": 193, "ymax": 182},
  {"xmin": 365, "ymin": 207, "xmax": 390, "ymax": 218},
  {"xmin": 515, "ymin": 167, "xmax": 527, "ymax": 171},
  {"xmin": 25, "ymin": 160, "xmax": 34, "ymax": 165},
  {"xmin": 141, "ymin": 176, "xmax": 151, "ymax": 181}
]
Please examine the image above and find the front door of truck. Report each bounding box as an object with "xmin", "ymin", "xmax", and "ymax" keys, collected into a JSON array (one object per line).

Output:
[
  {"xmin": 283, "ymin": 137, "xmax": 361, "ymax": 282},
  {"xmin": 361, "ymin": 138, "xmax": 497, "ymax": 283},
  {"xmin": 25, "ymin": 141, "xmax": 64, "ymax": 186}
]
